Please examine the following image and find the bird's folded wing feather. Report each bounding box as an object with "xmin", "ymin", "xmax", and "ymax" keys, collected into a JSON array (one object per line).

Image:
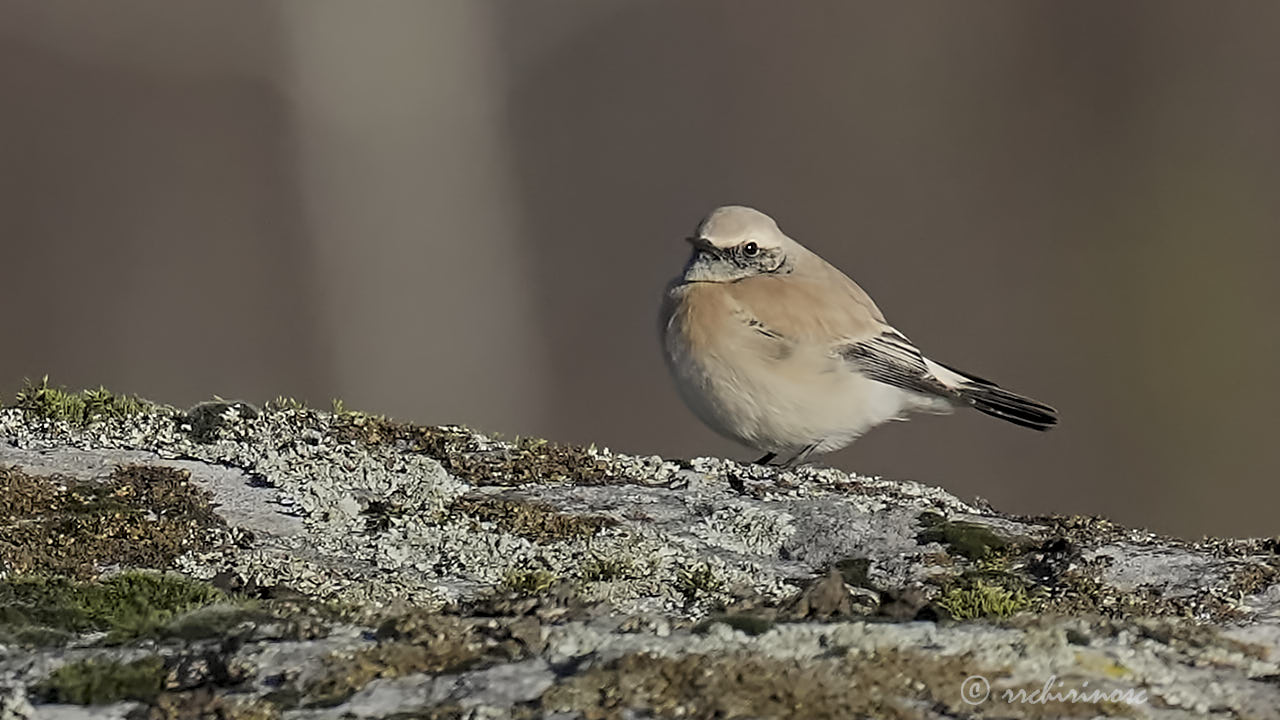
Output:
[
  {"xmin": 724, "ymin": 268, "xmax": 887, "ymax": 345},
  {"xmin": 838, "ymin": 330, "xmax": 957, "ymax": 398}
]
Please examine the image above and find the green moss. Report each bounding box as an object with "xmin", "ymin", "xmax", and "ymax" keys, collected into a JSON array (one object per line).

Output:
[
  {"xmin": 935, "ymin": 580, "xmax": 1030, "ymax": 621},
  {"xmin": 330, "ymin": 418, "xmax": 618, "ymax": 486},
  {"xmin": 306, "ymin": 643, "xmax": 446, "ymax": 707},
  {"xmin": 266, "ymin": 396, "xmax": 307, "ymax": 411},
  {"xmin": 14, "ymin": 377, "xmax": 152, "ymax": 426},
  {"xmin": 307, "ymin": 614, "xmax": 529, "ymax": 708},
  {"xmin": 148, "ymin": 690, "xmax": 283, "ymax": 720},
  {"xmin": 0, "ymin": 625, "xmax": 77, "ymax": 647},
  {"xmin": 449, "ymin": 496, "xmax": 615, "ymax": 542},
  {"xmin": 501, "ymin": 570, "xmax": 560, "ymax": 596},
  {"xmin": 0, "ymin": 572, "xmax": 224, "ymax": 644},
  {"xmin": 329, "ymin": 408, "xmax": 399, "ymax": 445},
  {"xmin": 36, "ymin": 656, "xmax": 168, "ymax": 705},
  {"xmin": 974, "ymin": 551, "xmax": 1016, "ymax": 574},
  {"xmin": 674, "ymin": 563, "xmax": 725, "ymax": 602},
  {"xmin": 580, "ymin": 555, "xmax": 635, "ymax": 582},
  {"xmin": 454, "ymin": 433, "xmax": 618, "ymax": 485},
  {"xmin": 158, "ymin": 603, "xmax": 285, "ymax": 642},
  {"xmin": 0, "ymin": 464, "xmax": 224, "ymax": 578},
  {"xmin": 328, "ymin": 398, "xmax": 388, "ymax": 425},
  {"xmin": 916, "ymin": 514, "xmax": 1011, "ymax": 561}
]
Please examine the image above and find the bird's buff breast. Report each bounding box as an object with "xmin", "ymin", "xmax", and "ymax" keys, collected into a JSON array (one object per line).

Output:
[{"xmin": 661, "ymin": 284, "xmax": 903, "ymax": 454}]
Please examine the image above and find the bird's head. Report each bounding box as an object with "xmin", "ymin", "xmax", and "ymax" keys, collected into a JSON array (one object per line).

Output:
[{"xmin": 681, "ymin": 205, "xmax": 794, "ymax": 283}]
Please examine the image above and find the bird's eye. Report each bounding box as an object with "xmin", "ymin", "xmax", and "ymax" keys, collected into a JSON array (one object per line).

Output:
[{"xmin": 742, "ymin": 241, "xmax": 760, "ymax": 257}]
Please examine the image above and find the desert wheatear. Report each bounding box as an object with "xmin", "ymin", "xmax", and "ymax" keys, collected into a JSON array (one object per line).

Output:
[{"xmin": 660, "ymin": 205, "xmax": 1057, "ymax": 466}]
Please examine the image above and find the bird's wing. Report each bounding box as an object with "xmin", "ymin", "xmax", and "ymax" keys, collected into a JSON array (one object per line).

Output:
[
  {"xmin": 726, "ymin": 258, "xmax": 964, "ymax": 398},
  {"xmin": 724, "ymin": 269, "xmax": 887, "ymax": 346},
  {"xmin": 838, "ymin": 328, "xmax": 959, "ymax": 398}
]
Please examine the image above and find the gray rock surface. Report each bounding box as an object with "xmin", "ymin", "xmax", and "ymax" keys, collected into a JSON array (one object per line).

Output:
[{"xmin": 1, "ymin": 398, "xmax": 1278, "ymax": 718}]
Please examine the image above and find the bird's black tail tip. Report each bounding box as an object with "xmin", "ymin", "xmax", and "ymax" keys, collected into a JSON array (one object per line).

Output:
[{"xmin": 960, "ymin": 383, "xmax": 1058, "ymax": 431}]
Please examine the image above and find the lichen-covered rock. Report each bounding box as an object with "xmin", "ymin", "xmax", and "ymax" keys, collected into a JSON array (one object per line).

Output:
[{"xmin": 1, "ymin": 384, "xmax": 1278, "ymax": 718}]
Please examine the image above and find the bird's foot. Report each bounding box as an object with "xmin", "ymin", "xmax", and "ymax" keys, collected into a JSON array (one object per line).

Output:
[{"xmin": 752, "ymin": 452, "xmax": 778, "ymax": 465}]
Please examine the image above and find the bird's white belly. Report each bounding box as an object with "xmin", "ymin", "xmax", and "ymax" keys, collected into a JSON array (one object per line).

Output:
[{"xmin": 665, "ymin": 333, "xmax": 912, "ymax": 455}]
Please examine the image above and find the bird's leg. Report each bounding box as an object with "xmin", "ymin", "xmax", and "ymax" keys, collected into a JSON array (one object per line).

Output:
[
  {"xmin": 781, "ymin": 443, "xmax": 820, "ymax": 468},
  {"xmin": 753, "ymin": 452, "xmax": 778, "ymax": 465}
]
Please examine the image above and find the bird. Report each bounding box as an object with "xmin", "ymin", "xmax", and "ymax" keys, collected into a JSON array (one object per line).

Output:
[{"xmin": 659, "ymin": 205, "xmax": 1057, "ymax": 467}]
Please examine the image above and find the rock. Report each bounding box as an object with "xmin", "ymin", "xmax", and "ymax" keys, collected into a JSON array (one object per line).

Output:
[
  {"xmin": 1, "ymin": 389, "xmax": 1279, "ymax": 718},
  {"xmin": 783, "ymin": 567, "xmax": 856, "ymax": 620}
]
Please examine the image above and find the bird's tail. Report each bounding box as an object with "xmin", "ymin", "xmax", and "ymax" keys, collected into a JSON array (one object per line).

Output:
[{"xmin": 931, "ymin": 360, "xmax": 1058, "ymax": 431}]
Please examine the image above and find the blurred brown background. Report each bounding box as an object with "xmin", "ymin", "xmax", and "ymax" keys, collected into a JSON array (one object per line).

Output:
[{"xmin": 3, "ymin": 1, "xmax": 1278, "ymax": 539}]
